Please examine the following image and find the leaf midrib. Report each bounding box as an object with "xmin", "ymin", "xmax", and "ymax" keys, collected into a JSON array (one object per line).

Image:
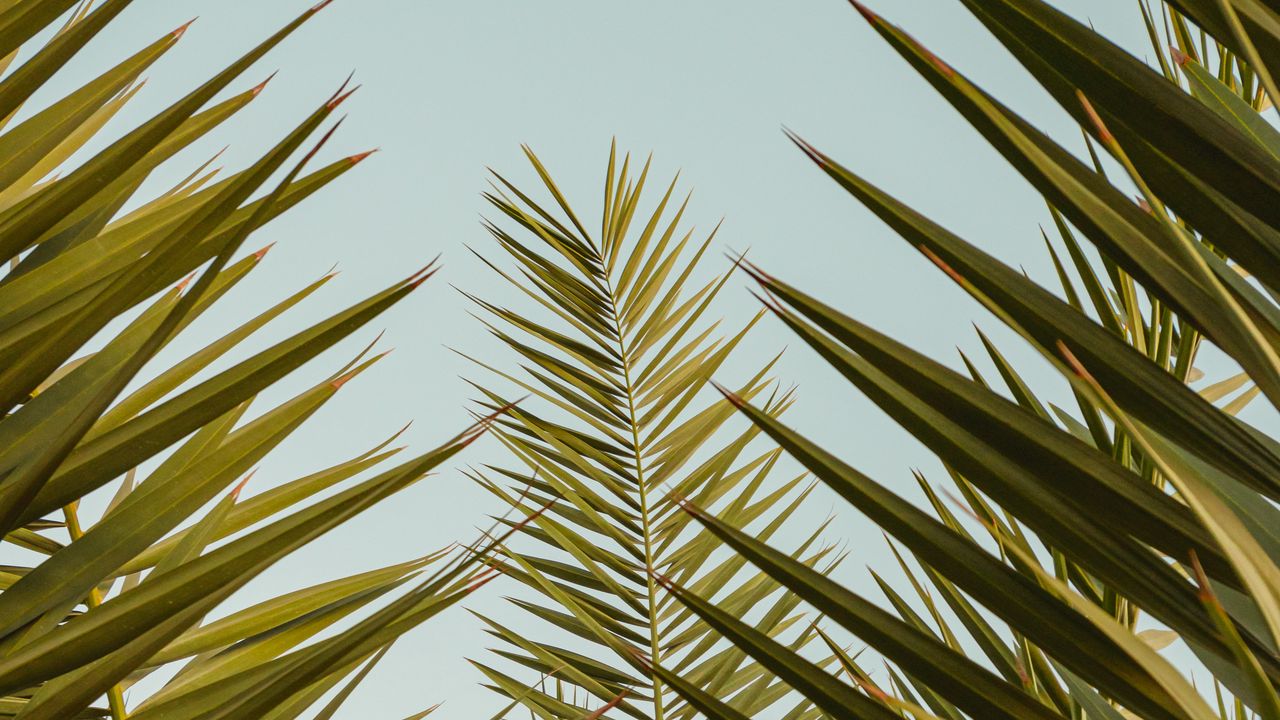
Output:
[{"xmin": 599, "ymin": 260, "xmax": 668, "ymax": 720}]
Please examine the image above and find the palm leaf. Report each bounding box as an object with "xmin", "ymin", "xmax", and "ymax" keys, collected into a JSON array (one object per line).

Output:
[
  {"xmin": 660, "ymin": 2, "xmax": 1280, "ymax": 719},
  {"xmin": 0, "ymin": 4, "xmax": 488, "ymax": 718},
  {"xmin": 464, "ymin": 144, "xmax": 833, "ymax": 718}
]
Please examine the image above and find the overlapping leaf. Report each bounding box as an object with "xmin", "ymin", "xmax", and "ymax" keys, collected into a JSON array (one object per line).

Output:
[
  {"xmin": 661, "ymin": 2, "xmax": 1280, "ymax": 719},
  {"xmin": 0, "ymin": 3, "xmax": 483, "ymax": 718}
]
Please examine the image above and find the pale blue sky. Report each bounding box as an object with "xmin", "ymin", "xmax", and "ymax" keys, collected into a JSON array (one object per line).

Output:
[{"xmin": 39, "ymin": 0, "xmax": 1181, "ymax": 716}]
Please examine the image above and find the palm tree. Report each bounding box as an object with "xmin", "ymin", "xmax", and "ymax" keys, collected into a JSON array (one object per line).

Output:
[
  {"xmin": 658, "ymin": 1, "xmax": 1280, "ymax": 719},
  {"xmin": 0, "ymin": 3, "xmax": 496, "ymax": 717},
  {"xmin": 462, "ymin": 145, "xmax": 838, "ymax": 718}
]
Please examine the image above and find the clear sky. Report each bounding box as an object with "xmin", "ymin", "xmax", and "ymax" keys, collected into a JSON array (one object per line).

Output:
[{"xmin": 38, "ymin": 0, "xmax": 1193, "ymax": 716}]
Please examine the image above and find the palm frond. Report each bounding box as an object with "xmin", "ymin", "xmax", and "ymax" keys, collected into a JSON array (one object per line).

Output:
[
  {"xmin": 0, "ymin": 4, "xmax": 487, "ymax": 718},
  {"xmin": 464, "ymin": 143, "xmax": 835, "ymax": 718},
  {"xmin": 660, "ymin": 1, "xmax": 1280, "ymax": 719}
]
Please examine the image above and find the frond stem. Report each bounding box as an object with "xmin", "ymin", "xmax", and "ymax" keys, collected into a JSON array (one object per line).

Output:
[{"xmin": 601, "ymin": 271, "xmax": 666, "ymax": 720}]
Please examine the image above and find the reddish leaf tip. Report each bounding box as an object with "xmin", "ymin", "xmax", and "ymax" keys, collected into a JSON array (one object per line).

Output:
[
  {"xmin": 172, "ymin": 17, "xmax": 197, "ymax": 39},
  {"xmin": 331, "ymin": 366, "xmax": 363, "ymax": 389},
  {"xmin": 1170, "ymin": 45, "xmax": 1190, "ymax": 67},
  {"xmin": 742, "ymin": 257, "xmax": 775, "ymax": 283},
  {"xmin": 847, "ymin": 0, "xmax": 879, "ymax": 23},
  {"xmin": 1075, "ymin": 91, "xmax": 1115, "ymax": 145},
  {"xmin": 327, "ymin": 84, "xmax": 361, "ymax": 110},
  {"xmin": 675, "ymin": 496, "xmax": 710, "ymax": 521},
  {"xmin": 852, "ymin": 676, "xmax": 890, "ymax": 701},
  {"xmin": 349, "ymin": 148, "xmax": 380, "ymax": 165},
  {"xmin": 406, "ymin": 262, "xmax": 440, "ymax": 289},
  {"xmin": 253, "ymin": 242, "xmax": 276, "ymax": 260},
  {"xmin": 650, "ymin": 571, "xmax": 679, "ymax": 594},
  {"xmin": 1187, "ymin": 550, "xmax": 1219, "ymax": 605},
  {"xmin": 709, "ymin": 380, "xmax": 746, "ymax": 409},
  {"xmin": 782, "ymin": 127, "xmax": 832, "ymax": 170},
  {"xmin": 230, "ymin": 470, "xmax": 256, "ymax": 500},
  {"xmin": 251, "ymin": 71, "xmax": 278, "ymax": 97},
  {"xmin": 175, "ymin": 270, "xmax": 198, "ymax": 293},
  {"xmin": 323, "ymin": 71, "xmax": 357, "ymax": 108}
]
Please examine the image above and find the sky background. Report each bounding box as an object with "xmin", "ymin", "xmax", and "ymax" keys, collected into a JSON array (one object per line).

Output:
[{"xmin": 27, "ymin": 0, "xmax": 1217, "ymax": 716}]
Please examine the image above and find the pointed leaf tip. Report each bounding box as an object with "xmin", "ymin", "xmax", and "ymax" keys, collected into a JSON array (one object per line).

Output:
[
  {"xmin": 253, "ymin": 242, "xmax": 276, "ymax": 260},
  {"xmin": 176, "ymin": 270, "xmax": 198, "ymax": 293},
  {"xmin": 310, "ymin": 0, "xmax": 336, "ymax": 12},
  {"xmin": 650, "ymin": 571, "xmax": 679, "ymax": 594},
  {"xmin": 783, "ymin": 129, "xmax": 830, "ymax": 168},
  {"xmin": 1170, "ymin": 45, "xmax": 1190, "ymax": 66},
  {"xmin": 851, "ymin": 676, "xmax": 891, "ymax": 702},
  {"xmin": 251, "ymin": 71, "xmax": 278, "ymax": 97},
  {"xmin": 709, "ymin": 380, "xmax": 746, "ymax": 409},
  {"xmin": 847, "ymin": 0, "xmax": 879, "ymax": 23},
  {"xmin": 326, "ymin": 71, "xmax": 360, "ymax": 109},
  {"xmin": 331, "ymin": 352, "xmax": 382, "ymax": 388},
  {"xmin": 674, "ymin": 495, "xmax": 710, "ymax": 521},
  {"xmin": 173, "ymin": 17, "xmax": 197, "ymax": 39},
  {"xmin": 327, "ymin": 85, "xmax": 361, "ymax": 109},
  {"xmin": 1075, "ymin": 91, "xmax": 1115, "ymax": 144},
  {"xmin": 1186, "ymin": 550, "xmax": 1214, "ymax": 603},
  {"xmin": 323, "ymin": 70, "xmax": 355, "ymax": 104},
  {"xmin": 230, "ymin": 470, "xmax": 256, "ymax": 500},
  {"xmin": 737, "ymin": 255, "xmax": 774, "ymax": 283},
  {"xmin": 349, "ymin": 148, "xmax": 380, "ymax": 165},
  {"xmin": 407, "ymin": 263, "xmax": 440, "ymax": 289}
]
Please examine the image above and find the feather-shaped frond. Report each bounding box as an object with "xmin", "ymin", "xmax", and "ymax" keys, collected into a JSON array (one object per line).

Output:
[{"xmin": 465, "ymin": 142, "xmax": 834, "ymax": 718}]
